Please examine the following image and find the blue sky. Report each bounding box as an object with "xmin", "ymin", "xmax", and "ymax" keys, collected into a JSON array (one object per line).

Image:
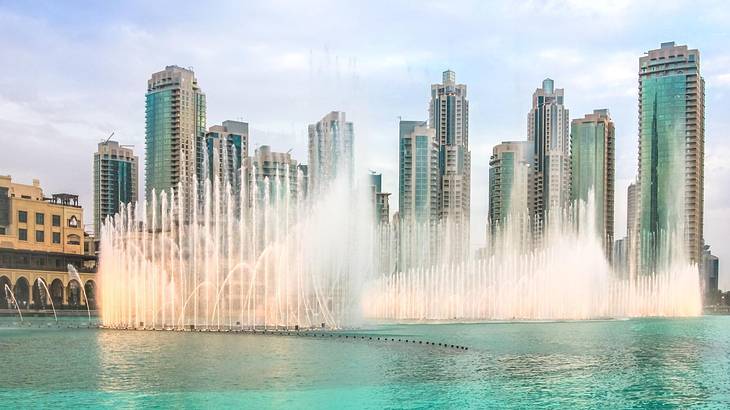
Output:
[{"xmin": 1, "ymin": 0, "xmax": 728, "ymax": 287}]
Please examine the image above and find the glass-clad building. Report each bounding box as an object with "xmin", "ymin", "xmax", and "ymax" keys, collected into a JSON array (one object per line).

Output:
[
  {"xmin": 93, "ymin": 141, "xmax": 138, "ymax": 236},
  {"xmin": 488, "ymin": 141, "xmax": 531, "ymax": 230},
  {"xmin": 636, "ymin": 42, "xmax": 704, "ymax": 272},
  {"xmin": 145, "ymin": 65, "xmax": 206, "ymax": 210},
  {"xmin": 570, "ymin": 109, "xmax": 615, "ymax": 257},
  {"xmin": 398, "ymin": 120, "xmax": 438, "ymax": 224},
  {"xmin": 205, "ymin": 120, "xmax": 248, "ymax": 193}
]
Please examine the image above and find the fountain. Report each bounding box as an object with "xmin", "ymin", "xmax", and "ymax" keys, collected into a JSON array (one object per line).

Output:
[
  {"xmin": 99, "ymin": 164, "xmax": 372, "ymax": 330},
  {"xmin": 67, "ymin": 265, "xmax": 91, "ymax": 324},
  {"xmin": 364, "ymin": 194, "xmax": 701, "ymax": 320},
  {"xmin": 35, "ymin": 279, "xmax": 58, "ymax": 322},
  {"xmin": 98, "ymin": 144, "xmax": 701, "ymax": 328},
  {"xmin": 4, "ymin": 284, "xmax": 23, "ymax": 322}
]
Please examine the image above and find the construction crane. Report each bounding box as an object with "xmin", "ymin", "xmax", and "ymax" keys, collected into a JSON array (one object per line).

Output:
[{"xmin": 103, "ymin": 131, "xmax": 115, "ymax": 143}]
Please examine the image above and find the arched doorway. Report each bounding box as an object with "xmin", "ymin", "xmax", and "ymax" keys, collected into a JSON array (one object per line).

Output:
[
  {"xmin": 50, "ymin": 279, "xmax": 64, "ymax": 307},
  {"xmin": 0, "ymin": 276, "xmax": 11, "ymax": 309},
  {"xmin": 67, "ymin": 279, "xmax": 81, "ymax": 308},
  {"xmin": 32, "ymin": 278, "xmax": 49, "ymax": 310},
  {"xmin": 84, "ymin": 280, "xmax": 96, "ymax": 310},
  {"xmin": 13, "ymin": 277, "xmax": 30, "ymax": 309}
]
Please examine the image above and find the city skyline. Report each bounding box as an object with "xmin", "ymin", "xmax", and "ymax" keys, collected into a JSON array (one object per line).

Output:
[{"xmin": 0, "ymin": 1, "xmax": 728, "ymax": 286}]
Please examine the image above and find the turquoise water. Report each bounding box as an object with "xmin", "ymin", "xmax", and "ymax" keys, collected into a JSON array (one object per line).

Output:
[{"xmin": 0, "ymin": 317, "xmax": 729, "ymax": 408}]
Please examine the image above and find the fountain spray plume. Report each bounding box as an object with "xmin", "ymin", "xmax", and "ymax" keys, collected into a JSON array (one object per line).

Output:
[
  {"xmin": 98, "ymin": 145, "xmax": 375, "ymax": 330},
  {"xmin": 3, "ymin": 284, "xmax": 23, "ymax": 322},
  {"xmin": 35, "ymin": 279, "xmax": 57, "ymax": 322},
  {"xmin": 67, "ymin": 264, "xmax": 92, "ymax": 324},
  {"xmin": 363, "ymin": 190, "xmax": 701, "ymax": 321}
]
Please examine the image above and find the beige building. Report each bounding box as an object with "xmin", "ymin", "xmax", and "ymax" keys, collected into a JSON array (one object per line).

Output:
[{"xmin": 0, "ymin": 176, "xmax": 96, "ymax": 311}]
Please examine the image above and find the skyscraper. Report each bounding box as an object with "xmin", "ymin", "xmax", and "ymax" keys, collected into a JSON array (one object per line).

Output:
[
  {"xmin": 636, "ymin": 42, "xmax": 704, "ymax": 271},
  {"xmin": 528, "ymin": 78, "xmax": 570, "ymax": 234},
  {"xmin": 626, "ymin": 182, "xmax": 638, "ymax": 278},
  {"xmin": 429, "ymin": 70, "xmax": 470, "ymax": 259},
  {"xmin": 245, "ymin": 145, "xmax": 307, "ymax": 207},
  {"xmin": 308, "ymin": 111, "xmax": 354, "ymax": 194},
  {"xmin": 145, "ymin": 65, "xmax": 206, "ymax": 206},
  {"xmin": 93, "ymin": 140, "xmax": 138, "ymax": 236},
  {"xmin": 368, "ymin": 171, "xmax": 390, "ymax": 225},
  {"xmin": 398, "ymin": 120, "xmax": 439, "ymax": 224},
  {"xmin": 205, "ymin": 120, "xmax": 248, "ymax": 191},
  {"xmin": 570, "ymin": 109, "xmax": 615, "ymax": 257},
  {"xmin": 488, "ymin": 141, "xmax": 532, "ymax": 229}
]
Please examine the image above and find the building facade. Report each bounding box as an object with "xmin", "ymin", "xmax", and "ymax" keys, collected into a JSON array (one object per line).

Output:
[
  {"xmin": 205, "ymin": 120, "xmax": 249, "ymax": 191},
  {"xmin": 245, "ymin": 145, "xmax": 308, "ymax": 207},
  {"xmin": 368, "ymin": 171, "xmax": 390, "ymax": 225},
  {"xmin": 398, "ymin": 120, "xmax": 439, "ymax": 224},
  {"xmin": 93, "ymin": 140, "xmax": 138, "ymax": 237},
  {"xmin": 488, "ymin": 141, "xmax": 532, "ymax": 230},
  {"xmin": 701, "ymin": 245, "xmax": 719, "ymax": 303},
  {"xmin": 570, "ymin": 109, "xmax": 615, "ymax": 257},
  {"xmin": 308, "ymin": 111, "xmax": 354, "ymax": 195},
  {"xmin": 145, "ymin": 65, "xmax": 206, "ymax": 206},
  {"xmin": 636, "ymin": 42, "xmax": 705, "ymax": 272},
  {"xmin": 626, "ymin": 182, "xmax": 638, "ymax": 278},
  {"xmin": 429, "ymin": 70, "xmax": 471, "ymax": 260},
  {"xmin": 528, "ymin": 78, "xmax": 570, "ymax": 235},
  {"xmin": 0, "ymin": 176, "xmax": 96, "ymax": 310}
]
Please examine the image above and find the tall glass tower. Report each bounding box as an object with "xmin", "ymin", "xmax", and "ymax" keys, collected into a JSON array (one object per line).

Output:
[
  {"xmin": 488, "ymin": 141, "xmax": 531, "ymax": 230},
  {"xmin": 429, "ymin": 70, "xmax": 470, "ymax": 260},
  {"xmin": 307, "ymin": 111, "xmax": 354, "ymax": 195},
  {"xmin": 145, "ymin": 65, "xmax": 206, "ymax": 208},
  {"xmin": 93, "ymin": 140, "xmax": 138, "ymax": 236},
  {"xmin": 637, "ymin": 42, "xmax": 704, "ymax": 272},
  {"xmin": 399, "ymin": 120, "xmax": 439, "ymax": 224},
  {"xmin": 205, "ymin": 120, "xmax": 248, "ymax": 193},
  {"xmin": 528, "ymin": 78, "xmax": 570, "ymax": 236},
  {"xmin": 570, "ymin": 109, "xmax": 615, "ymax": 258}
]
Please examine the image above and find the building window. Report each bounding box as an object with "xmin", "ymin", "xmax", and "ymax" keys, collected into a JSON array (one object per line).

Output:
[
  {"xmin": 36, "ymin": 212, "xmax": 45, "ymax": 225},
  {"xmin": 18, "ymin": 228, "xmax": 27, "ymax": 241},
  {"xmin": 68, "ymin": 216, "xmax": 79, "ymax": 228},
  {"xmin": 52, "ymin": 215, "xmax": 61, "ymax": 227},
  {"xmin": 0, "ymin": 227, "xmax": 5, "ymax": 235},
  {"xmin": 52, "ymin": 232, "xmax": 61, "ymax": 244},
  {"xmin": 36, "ymin": 230, "xmax": 44, "ymax": 242},
  {"xmin": 18, "ymin": 211, "xmax": 27, "ymax": 223},
  {"xmin": 67, "ymin": 234, "xmax": 81, "ymax": 245}
]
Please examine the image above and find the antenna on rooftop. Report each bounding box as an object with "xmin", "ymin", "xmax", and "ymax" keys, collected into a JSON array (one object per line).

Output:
[{"xmin": 103, "ymin": 132, "xmax": 115, "ymax": 143}]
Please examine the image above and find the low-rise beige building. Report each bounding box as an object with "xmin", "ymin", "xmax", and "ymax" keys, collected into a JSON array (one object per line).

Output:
[{"xmin": 0, "ymin": 176, "xmax": 96, "ymax": 311}]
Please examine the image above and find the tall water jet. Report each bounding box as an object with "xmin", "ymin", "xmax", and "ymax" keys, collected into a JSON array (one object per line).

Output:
[
  {"xmin": 67, "ymin": 265, "xmax": 91, "ymax": 324},
  {"xmin": 99, "ymin": 167, "xmax": 372, "ymax": 330},
  {"xmin": 364, "ymin": 195, "xmax": 702, "ymax": 321},
  {"xmin": 3, "ymin": 284, "xmax": 23, "ymax": 322},
  {"xmin": 35, "ymin": 279, "xmax": 58, "ymax": 322}
]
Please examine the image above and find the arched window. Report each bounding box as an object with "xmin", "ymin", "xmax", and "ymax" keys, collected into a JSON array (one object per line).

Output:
[{"xmin": 67, "ymin": 234, "xmax": 81, "ymax": 245}]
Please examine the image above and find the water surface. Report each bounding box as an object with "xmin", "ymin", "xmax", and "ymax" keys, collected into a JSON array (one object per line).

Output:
[{"xmin": 0, "ymin": 317, "xmax": 728, "ymax": 408}]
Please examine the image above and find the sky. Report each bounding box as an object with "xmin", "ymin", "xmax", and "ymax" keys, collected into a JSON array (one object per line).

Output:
[{"xmin": 0, "ymin": 0, "xmax": 728, "ymax": 288}]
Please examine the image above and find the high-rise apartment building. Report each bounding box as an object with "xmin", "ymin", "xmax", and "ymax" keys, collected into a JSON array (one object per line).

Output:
[
  {"xmin": 245, "ymin": 145, "xmax": 308, "ymax": 207},
  {"xmin": 398, "ymin": 120, "xmax": 439, "ymax": 224},
  {"xmin": 368, "ymin": 171, "xmax": 390, "ymax": 225},
  {"xmin": 205, "ymin": 120, "xmax": 248, "ymax": 190},
  {"xmin": 626, "ymin": 182, "xmax": 638, "ymax": 278},
  {"xmin": 528, "ymin": 78, "xmax": 570, "ymax": 234},
  {"xmin": 570, "ymin": 109, "xmax": 615, "ymax": 257},
  {"xmin": 488, "ymin": 141, "xmax": 532, "ymax": 229},
  {"xmin": 145, "ymin": 65, "xmax": 206, "ymax": 206},
  {"xmin": 636, "ymin": 42, "xmax": 705, "ymax": 271},
  {"xmin": 308, "ymin": 111, "xmax": 354, "ymax": 194},
  {"xmin": 429, "ymin": 70, "xmax": 470, "ymax": 259},
  {"xmin": 93, "ymin": 140, "xmax": 139, "ymax": 236}
]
